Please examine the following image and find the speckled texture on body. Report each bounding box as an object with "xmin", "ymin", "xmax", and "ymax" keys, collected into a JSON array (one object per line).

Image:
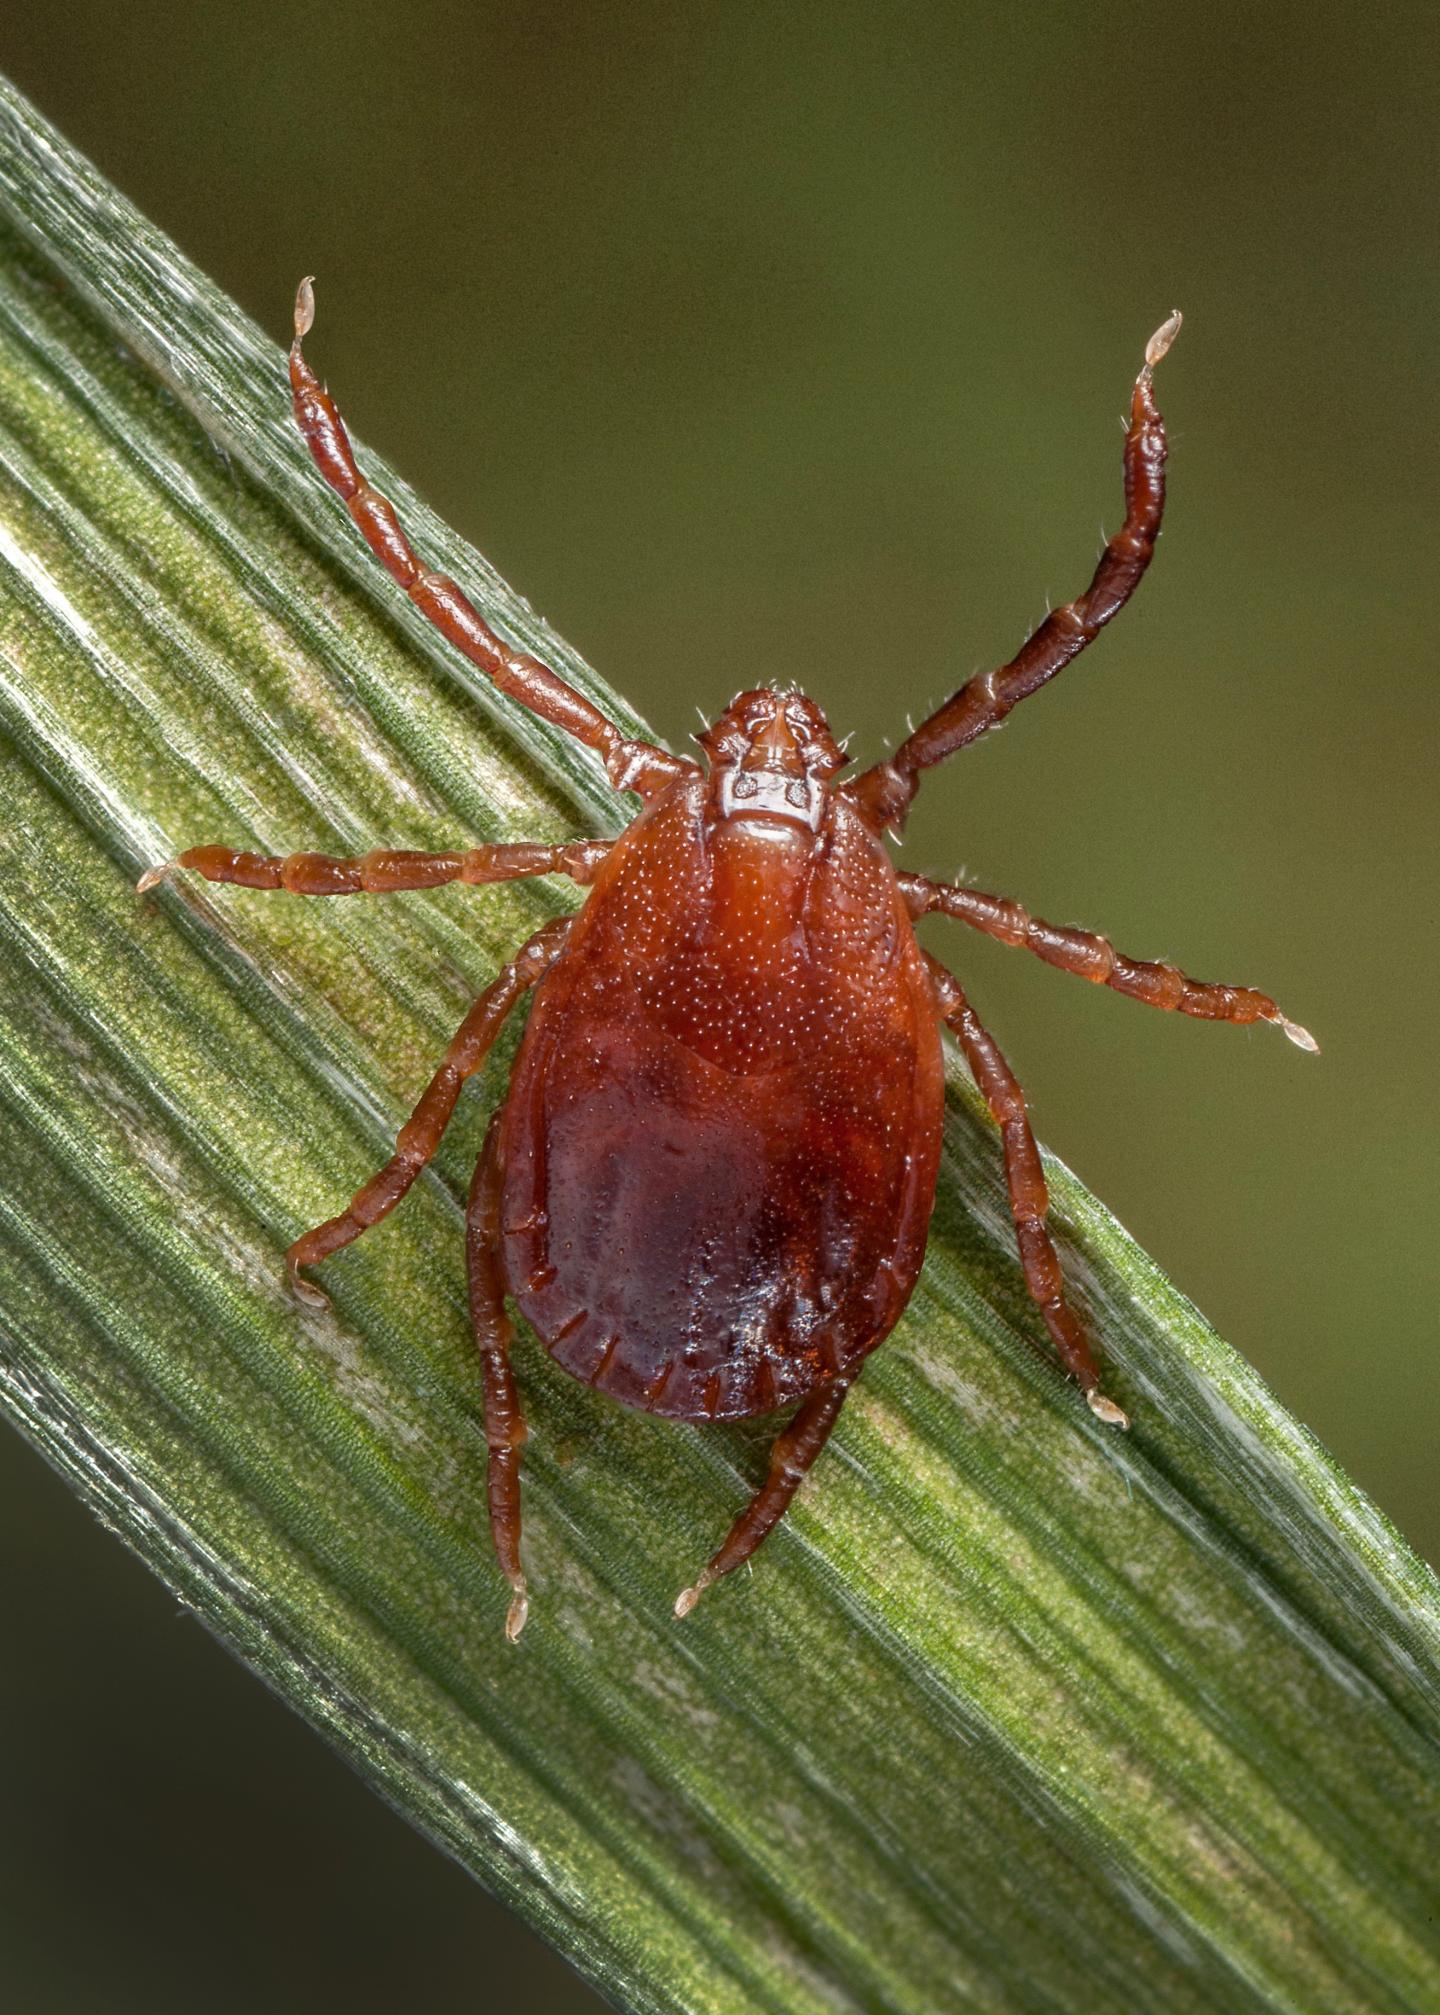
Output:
[{"xmin": 503, "ymin": 777, "xmax": 942, "ymax": 1418}]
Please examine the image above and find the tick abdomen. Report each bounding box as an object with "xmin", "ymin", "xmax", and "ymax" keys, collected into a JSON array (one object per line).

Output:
[{"xmin": 499, "ymin": 780, "xmax": 945, "ymax": 1419}]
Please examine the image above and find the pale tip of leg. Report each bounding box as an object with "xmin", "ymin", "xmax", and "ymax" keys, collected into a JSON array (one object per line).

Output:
[
  {"xmin": 288, "ymin": 1262, "xmax": 329, "ymax": 1311},
  {"xmin": 674, "ymin": 1574, "xmax": 711, "ymax": 1620},
  {"xmin": 1145, "ymin": 310, "xmax": 1182, "ymax": 369},
  {"xmin": 136, "ymin": 860, "xmax": 175, "ymax": 894},
  {"xmin": 1086, "ymin": 1388, "xmax": 1131, "ymax": 1430},
  {"xmin": 1277, "ymin": 1014, "xmax": 1320, "ymax": 1054},
  {"xmin": 505, "ymin": 1579, "xmax": 529, "ymax": 1642},
  {"xmin": 294, "ymin": 275, "xmax": 315, "ymax": 343}
]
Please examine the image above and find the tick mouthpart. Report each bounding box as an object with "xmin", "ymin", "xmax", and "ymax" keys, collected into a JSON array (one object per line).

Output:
[{"xmin": 742, "ymin": 709, "xmax": 806, "ymax": 774}]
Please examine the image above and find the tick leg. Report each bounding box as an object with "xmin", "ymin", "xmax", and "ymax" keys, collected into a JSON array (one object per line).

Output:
[
  {"xmin": 289, "ymin": 279, "xmax": 692, "ymax": 801},
  {"xmin": 901, "ymin": 874, "xmax": 1317, "ymax": 1051},
  {"xmin": 674, "ymin": 1378, "xmax": 852, "ymax": 1618},
  {"xmin": 139, "ymin": 838, "xmax": 610, "ymax": 897},
  {"xmin": 924, "ymin": 952, "xmax": 1129, "ymax": 1427},
  {"xmin": 847, "ymin": 316, "xmax": 1181, "ymax": 832},
  {"xmin": 286, "ymin": 917, "xmax": 570, "ymax": 1306},
  {"xmin": 467, "ymin": 1115, "xmax": 530, "ymax": 1641}
]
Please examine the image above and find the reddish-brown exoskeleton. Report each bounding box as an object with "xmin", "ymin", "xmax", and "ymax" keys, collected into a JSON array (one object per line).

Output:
[{"xmin": 142, "ymin": 284, "xmax": 1315, "ymax": 1637}]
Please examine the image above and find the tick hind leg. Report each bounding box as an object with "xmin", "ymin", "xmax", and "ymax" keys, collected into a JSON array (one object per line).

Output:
[
  {"xmin": 674, "ymin": 1378, "xmax": 853, "ymax": 1619},
  {"xmin": 287, "ymin": 918, "xmax": 570, "ymax": 1305},
  {"xmin": 925, "ymin": 952, "xmax": 1128, "ymax": 1427},
  {"xmin": 468, "ymin": 1115, "xmax": 530, "ymax": 1640}
]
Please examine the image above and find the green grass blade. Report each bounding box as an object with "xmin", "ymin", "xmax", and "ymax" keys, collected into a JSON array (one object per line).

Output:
[{"xmin": 1, "ymin": 74, "xmax": 1437, "ymax": 2015}]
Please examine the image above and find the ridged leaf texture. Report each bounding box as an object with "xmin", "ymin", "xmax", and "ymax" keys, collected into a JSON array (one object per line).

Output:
[{"xmin": 1, "ymin": 77, "xmax": 1437, "ymax": 2015}]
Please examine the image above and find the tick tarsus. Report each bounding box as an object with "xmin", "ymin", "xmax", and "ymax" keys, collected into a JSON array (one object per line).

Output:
[
  {"xmin": 287, "ymin": 1256, "xmax": 330, "ymax": 1310},
  {"xmin": 1087, "ymin": 1389, "xmax": 1131, "ymax": 1429},
  {"xmin": 148, "ymin": 297, "xmax": 1311, "ymax": 1633},
  {"xmin": 1276, "ymin": 1014, "xmax": 1320, "ymax": 1054},
  {"xmin": 1144, "ymin": 309, "xmax": 1183, "ymax": 373},
  {"xmin": 673, "ymin": 1574, "xmax": 712, "ymax": 1620},
  {"xmin": 294, "ymin": 273, "xmax": 315, "ymax": 343}
]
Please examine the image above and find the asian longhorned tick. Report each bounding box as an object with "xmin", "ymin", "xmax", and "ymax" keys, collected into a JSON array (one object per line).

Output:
[{"xmin": 141, "ymin": 286, "xmax": 1315, "ymax": 1637}]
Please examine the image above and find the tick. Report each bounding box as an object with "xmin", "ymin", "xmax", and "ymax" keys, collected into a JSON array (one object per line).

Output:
[{"xmin": 142, "ymin": 283, "xmax": 1315, "ymax": 1636}]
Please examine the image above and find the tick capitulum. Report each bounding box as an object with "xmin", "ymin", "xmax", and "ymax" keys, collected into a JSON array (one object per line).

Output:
[{"xmin": 141, "ymin": 286, "xmax": 1315, "ymax": 1638}]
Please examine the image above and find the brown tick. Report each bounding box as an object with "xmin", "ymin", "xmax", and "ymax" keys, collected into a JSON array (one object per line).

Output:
[{"xmin": 141, "ymin": 284, "xmax": 1316, "ymax": 1636}]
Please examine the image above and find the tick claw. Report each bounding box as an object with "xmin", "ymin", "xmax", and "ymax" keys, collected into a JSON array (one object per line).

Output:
[
  {"xmin": 136, "ymin": 861, "xmax": 175, "ymax": 894},
  {"xmin": 288, "ymin": 1262, "xmax": 330, "ymax": 1310},
  {"xmin": 1277, "ymin": 1014, "xmax": 1320, "ymax": 1054},
  {"xmin": 1086, "ymin": 1388, "xmax": 1130, "ymax": 1429},
  {"xmin": 505, "ymin": 1578, "xmax": 529, "ymax": 1642},
  {"xmin": 294, "ymin": 275, "xmax": 315, "ymax": 343},
  {"xmin": 674, "ymin": 1572, "xmax": 713, "ymax": 1619},
  {"xmin": 1144, "ymin": 310, "xmax": 1182, "ymax": 370}
]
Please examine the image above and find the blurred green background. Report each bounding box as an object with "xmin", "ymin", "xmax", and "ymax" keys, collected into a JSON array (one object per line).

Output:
[{"xmin": 2, "ymin": 3, "xmax": 1435, "ymax": 2009}]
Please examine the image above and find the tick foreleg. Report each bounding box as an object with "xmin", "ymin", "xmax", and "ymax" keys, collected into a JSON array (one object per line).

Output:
[
  {"xmin": 902, "ymin": 875, "xmax": 1317, "ymax": 1050},
  {"xmin": 468, "ymin": 1116, "xmax": 530, "ymax": 1641},
  {"xmin": 674, "ymin": 1378, "xmax": 852, "ymax": 1618},
  {"xmin": 847, "ymin": 315, "xmax": 1180, "ymax": 831},
  {"xmin": 924, "ymin": 952, "xmax": 1128, "ymax": 1427},
  {"xmin": 288, "ymin": 279, "xmax": 691, "ymax": 801},
  {"xmin": 286, "ymin": 917, "xmax": 571, "ymax": 1306},
  {"xmin": 139, "ymin": 839, "xmax": 610, "ymax": 898}
]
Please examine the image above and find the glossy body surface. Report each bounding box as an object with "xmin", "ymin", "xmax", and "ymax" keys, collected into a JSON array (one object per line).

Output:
[
  {"xmin": 501, "ymin": 731, "xmax": 945, "ymax": 1423},
  {"xmin": 142, "ymin": 287, "xmax": 1315, "ymax": 1634}
]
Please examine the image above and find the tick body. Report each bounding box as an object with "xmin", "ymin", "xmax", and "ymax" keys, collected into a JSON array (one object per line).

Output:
[
  {"xmin": 142, "ymin": 285, "xmax": 1315, "ymax": 1636},
  {"xmin": 501, "ymin": 758, "xmax": 944, "ymax": 1423}
]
